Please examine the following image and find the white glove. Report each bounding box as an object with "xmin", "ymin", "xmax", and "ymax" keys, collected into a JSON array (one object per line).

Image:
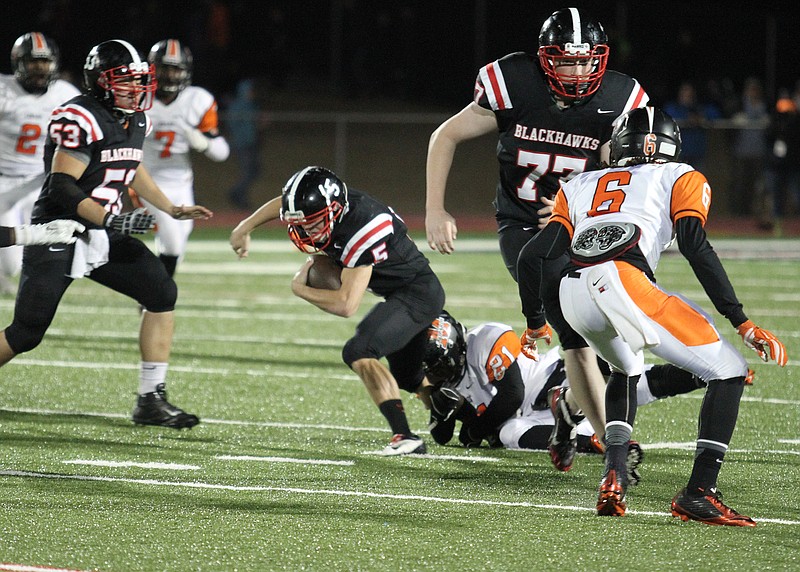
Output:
[
  {"xmin": 15, "ymin": 220, "xmax": 86, "ymax": 245},
  {"xmin": 185, "ymin": 128, "xmax": 210, "ymax": 152}
]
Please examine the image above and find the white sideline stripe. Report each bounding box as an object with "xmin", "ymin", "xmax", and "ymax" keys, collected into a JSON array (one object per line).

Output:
[
  {"xmin": 644, "ymin": 442, "xmax": 800, "ymax": 456},
  {"xmin": 2, "ymin": 470, "xmax": 798, "ymax": 526},
  {"xmin": 63, "ymin": 460, "xmax": 200, "ymax": 470},
  {"xmin": 5, "ymin": 406, "xmax": 800, "ymax": 453},
  {"xmin": 0, "ymin": 564, "xmax": 89, "ymax": 572},
  {"xmin": 217, "ymin": 455, "xmax": 354, "ymax": 466},
  {"xmin": 8, "ymin": 359, "xmax": 358, "ymax": 382},
  {"xmin": 361, "ymin": 452, "xmax": 501, "ymax": 462},
  {"xmin": 0, "ymin": 407, "xmax": 387, "ymax": 432},
  {"xmin": 7, "ymin": 358, "xmax": 799, "ymax": 398}
]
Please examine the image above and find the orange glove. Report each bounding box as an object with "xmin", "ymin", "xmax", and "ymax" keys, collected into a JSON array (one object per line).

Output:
[
  {"xmin": 736, "ymin": 320, "xmax": 788, "ymax": 366},
  {"xmin": 745, "ymin": 368, "xmax": 755, "ymax": 386},
  {"xmin": 520, "ymin": 324, "xmax": 553, "ymax": 361}
]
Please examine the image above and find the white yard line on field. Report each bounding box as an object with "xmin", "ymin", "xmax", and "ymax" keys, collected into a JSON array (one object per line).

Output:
[
  {"xmin": 1, "ymin": 469, "xmax": 798, "ymax": 526},
  {"xmin": 216, "ymin": 455, "xmax": 354, "ymax": 466},
  {"xmin": 62, "ymin": 460, "xmax": 200, "ymax": 470}
]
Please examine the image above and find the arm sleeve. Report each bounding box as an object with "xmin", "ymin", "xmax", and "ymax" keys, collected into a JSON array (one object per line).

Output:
[
  {"xmin": 461, "ymin": 361, "xmax": 525, "ymax": 440},
  {"xmin": 676, "ymin": 216, "xmax": 747, "ymax": 328},
  {"xmin": 517, "ymin": 222, "xmax": 571, "ymax": 329},
  {"xmin": 47, "ymin": 173, "xmax": 89, "ymax": 214},
  {"xmin": 204, "ymin": 134, "xmax": 230, "ymax": 161}
]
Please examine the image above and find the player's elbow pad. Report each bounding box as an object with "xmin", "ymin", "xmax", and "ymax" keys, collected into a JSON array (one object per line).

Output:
[
  {"xmin": 48, "ymin": 173, "xmax": 87, "ymax": 213},
  {"xmin": 204, "ymin": 136, "xmax": 230, "ymax": 162}
]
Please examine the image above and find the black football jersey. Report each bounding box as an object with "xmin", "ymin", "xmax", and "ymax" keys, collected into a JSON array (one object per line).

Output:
[
  {"xmin": 32, "ymin": 94, "xmax": 150, "ymax": 226},
  {"xmin": 322, "ymin": 189, "xmax": 431, "ymax": 296},
  {"xmin": 474, "ymin": 52, "xmax": 648, "ymax": 224}
]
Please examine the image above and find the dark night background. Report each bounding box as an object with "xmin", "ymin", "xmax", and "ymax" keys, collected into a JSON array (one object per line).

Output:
[{"xmin": 1, "ymin": 0, "xmax": 798, "ymax": 111}]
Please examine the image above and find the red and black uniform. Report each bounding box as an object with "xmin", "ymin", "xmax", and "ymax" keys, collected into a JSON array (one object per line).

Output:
[
  {"xmin": 475, "ymin": 52, "xmax": 648, "ymax": 277},
  {"xmin": 5, "ymin": 95, "xmax": 174, "ymax": 354},
  {"xmin": 475, "ymin": 52, "xmax": 647, "ymax": 348},
  {"xmin": 325, "ymin": 188, "xmax": 445, "ymax": 392}
]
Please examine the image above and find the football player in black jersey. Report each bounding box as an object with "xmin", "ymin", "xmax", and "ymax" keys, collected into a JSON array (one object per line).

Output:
[
  {"xmin": 425, "ymin": 7, "xmax": 649, "ymax": 469},
  {"xmin": 231, "ymin": 166, "xmax": 445, "ymax": 455},
  {"xmin": 0, "ymin": 39, "xmax": 213, "ymax": 429}
]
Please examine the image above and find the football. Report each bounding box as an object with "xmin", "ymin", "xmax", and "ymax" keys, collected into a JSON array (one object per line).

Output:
[{"xmin": 306, "ymin": 255, "xmax": 342, "ymax": 290}]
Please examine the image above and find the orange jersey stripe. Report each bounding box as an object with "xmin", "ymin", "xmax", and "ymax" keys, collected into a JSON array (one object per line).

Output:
[{"xmin": 614, "ymin": 261, "xmax": 720, "ymax": 346}]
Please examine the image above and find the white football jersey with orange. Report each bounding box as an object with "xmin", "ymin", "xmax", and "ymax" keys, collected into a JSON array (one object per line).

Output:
[
  {"xmin": 0, "ymin": 75, "xmax": 79, "ymax": 176},
  {"xmin": 457, "ymin": 322, "xmax": 561, "ymax": 417},
  {"xmin": 552, "ymin": 162, "xmax": 710, "ymax": 272},
  {"xmin": 142, "ymin": 85, "xmax": 219, "ymax": 188}
]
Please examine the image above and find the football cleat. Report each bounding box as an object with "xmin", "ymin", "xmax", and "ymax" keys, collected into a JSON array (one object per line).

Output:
[
  {"xmin": 379, "ymin": 434, "xmax": 427, "ymax": 456},
  {"xmin": 596, "ymin": 468, "xmax": 627, "ymax": 516},
  {"xmin": 132, "ymin": 384, "xmax": 199, "ymax": 429},
  {"xmin": 547, "ymin": 387, "xmax": 584, "ymax": 471},
  {"xmin": 589, "ymin": 433, "xmax": 605, "ymax": 454},
  {"xmin": 626, "ymin": 441, "xmax": 644, "ymax": 486},
  {"xmin": 671, "ymin": 487, "xmax": 756, "ymax": 527}
]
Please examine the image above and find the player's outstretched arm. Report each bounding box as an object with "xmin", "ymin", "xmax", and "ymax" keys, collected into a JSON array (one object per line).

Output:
[
  {"xmin": 230, "ymin": 196, "xmax": 282, "ymax": 259},
  {"xmin": 425, "ymin": 102, "xmax": 496, "ymax": 254}
]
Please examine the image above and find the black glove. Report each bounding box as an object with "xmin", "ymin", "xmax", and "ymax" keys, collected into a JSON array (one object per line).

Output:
[
  {"xmin": 458, "ymin": 423, "xmax": 483, "ymax": 448},
  {"xmin": 430, "ymin": 387, "xmax": 465, "ymax": 424},
  {"xmin": 428, "ymin": 414, "xmax": 456, "ymax": 445},
  {"xmin": 104, "ymin": 208, "xmax": 155, "ymax": 235}
]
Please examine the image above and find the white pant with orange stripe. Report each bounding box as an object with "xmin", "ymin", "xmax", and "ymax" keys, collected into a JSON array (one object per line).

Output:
[{"xmin": 559, "ymin": 261, "xmax": 747, "ymax": 382}]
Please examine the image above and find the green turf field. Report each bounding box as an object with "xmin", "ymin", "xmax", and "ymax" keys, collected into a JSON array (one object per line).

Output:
[{"xmin": 0, "ymin": 233, "xmax": 798, "ymax": 571}]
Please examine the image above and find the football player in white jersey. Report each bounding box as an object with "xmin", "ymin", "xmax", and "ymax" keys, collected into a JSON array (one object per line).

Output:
[
  {"xmin": 517, "ymin": 106, "xmax": 787, "ymax": 524},
  {"xmin": 421, "ymin": 312, "xmax": 722, "ymax": 485},
  {"xmin": 139, "ymin": 39, "xmax": 229, "ymax": 277},
  {"xmin": 0, "ymin": 33, "xmax": 80, "ymax": 293}
]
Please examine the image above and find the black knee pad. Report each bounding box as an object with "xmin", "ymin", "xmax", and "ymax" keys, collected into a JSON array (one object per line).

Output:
[
  {"xmin": 139, "ymin": 275, "xmax": 177, "ymax": 313},
  {"xmin": 341, "ymin": 336, "xmax": 377, "ymax": 367},
  {"xmin": 5, "ymin": 322, "xmax": 46, "ymax": 354}
]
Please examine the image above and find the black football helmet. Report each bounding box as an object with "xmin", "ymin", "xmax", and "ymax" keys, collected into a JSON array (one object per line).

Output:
[
  {"xmin": 538, "ymin": 7, "xmax": 609, "ymax": 102},
  {"xmin": 83, "ymin": 39, "xmax": 156, "ymax": 114},
  {"xmin": 148, "ymin": 39, "xmax": 193, "ymax": 98},
  {"xmin": 422, "ymin": 311, "xmax": 467, "ymax": 388},
  {"xmin": 11, "ymin": 32, "xmax": 60, "ymax": 94},
  {"xmin": 280, "ymin": 166, "xmax": 349, "ymax": 253},
  {"xmin": 609, "ymin": 107, "xmax": 682, "ymax": 166}
]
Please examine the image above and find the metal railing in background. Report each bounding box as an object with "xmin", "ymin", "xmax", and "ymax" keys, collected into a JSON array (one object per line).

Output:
[{"xmin": 199, "ymin": 111, "xmax": 774, "ymax": 218}]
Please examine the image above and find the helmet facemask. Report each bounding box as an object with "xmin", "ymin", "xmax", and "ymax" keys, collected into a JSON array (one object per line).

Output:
[
  {"xmin": 97, "ymin": 61, "xmax": 157, "ymax": 114},
  {"xmin": 283, "ymin": 202, "xmax": 344, "ymax": 254},
  {"xmin": 538, "ymin": 43, "xmax": 608, "ymax": 102}
]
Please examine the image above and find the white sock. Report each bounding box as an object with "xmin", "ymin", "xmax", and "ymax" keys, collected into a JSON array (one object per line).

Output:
[{"xmin": 139, "ymin": 362, "xmax": 168, "ymax": 395}]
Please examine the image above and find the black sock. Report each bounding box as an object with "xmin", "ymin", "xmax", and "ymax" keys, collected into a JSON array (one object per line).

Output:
[
  {"xmin": 698, "ymin": 377, "xmax": 745, "ymax": 445},
  {"xmin": 378, "ymin": 399, "xmax": 412, "ymax": 436},
  {"xmin": 646, "ymin": 364, "xmax": 705, "ymax": 398},
  {"xmin": 606, "ymin": 372, "xmax": 639, "ymax": 428},
  {"xmin": 159, "ymin": 254, "xmax": 179, "ymax": 278},
  {"xmin": 687, "ymin": 449, "xmax": 725, "ymax": 493}
]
